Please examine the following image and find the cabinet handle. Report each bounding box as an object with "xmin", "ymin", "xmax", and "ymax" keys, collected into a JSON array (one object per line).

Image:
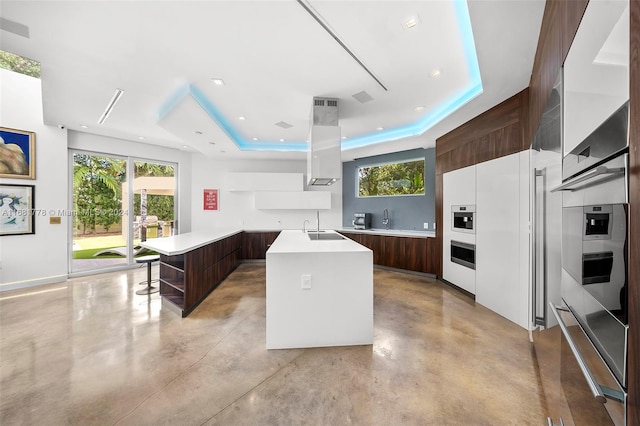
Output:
[
  {"xmin": 548, "ymin": 303, "xmax": 607, "ymax": 404},
  {"xmin": 532, "ymin": 168, "xmax": 546, "ymax": 327}
]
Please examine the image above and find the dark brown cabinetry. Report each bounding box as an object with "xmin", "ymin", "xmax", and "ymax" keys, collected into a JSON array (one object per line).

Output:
[
  {"xmin": 159, "ymin": 232, "xmax": 242, "ymax": 317},
  {"xmin": 242, "ymin": 231, "xmax": 280, "ymax": 259},
  {"xmin": 340, "ymin": 231, "xmax": 437, "ymax": 275}
]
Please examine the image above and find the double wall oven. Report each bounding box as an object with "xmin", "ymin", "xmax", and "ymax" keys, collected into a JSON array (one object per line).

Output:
[
  {"xmin": 553, "ymin": 105, "xmax": 629, "ymax": 425},
  {"xmin": 450, "ymin": 205, "xmax": 476, "ymax": 270}
]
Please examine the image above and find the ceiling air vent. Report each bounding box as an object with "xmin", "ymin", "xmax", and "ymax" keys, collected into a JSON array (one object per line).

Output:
[
  {"xmin": 352, "ymin": 90, "xmax": 374, "ymax": 104},
  {"xmin": 275, "ymin": 121, "xmax": 293, "ymax": 129},
  {"xmin": 314, "ymin": 99, "xmax": 325, "ymax": 106}
]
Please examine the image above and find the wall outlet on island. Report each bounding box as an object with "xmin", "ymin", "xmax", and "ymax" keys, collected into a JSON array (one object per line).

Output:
[
  {"xmin": 301, "ymin": 274, "xmax": 312, "ymax": 289},
  {"xmin": 423, "ymin": 222, "xmax": 429, "ymax": 229}
]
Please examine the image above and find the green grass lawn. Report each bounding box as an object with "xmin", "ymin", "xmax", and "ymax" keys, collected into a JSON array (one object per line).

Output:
[
  {"xmin": 73, "ymin": 248, "xmax": 124, "ymax": 259},
  {"xmin": 73, "ymin": 235, "xmax": 156, "ymax": 259},
  {"xmin": 73, "ymin": 247, "xmax": 159, "ymax": 259}
]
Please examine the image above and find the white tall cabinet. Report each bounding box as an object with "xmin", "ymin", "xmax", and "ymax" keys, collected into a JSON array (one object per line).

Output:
[
  {"xmin": 475, "ymin": 151, "xmax": 530, "ymax": 329},
  {"xmin": 442, "ymin": 151, "xmax": 531, "ymax": 329},
  {"xmin": 443, "ymin": 165, "xmax": 476, "ymax": 294}
]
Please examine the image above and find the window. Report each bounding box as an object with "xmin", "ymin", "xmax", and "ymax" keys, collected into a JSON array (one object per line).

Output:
[
  {"xmin": 357, "ymin": 158, "xmax": 425, "ymax": 197},
  {"xmin": 70, "ymin": 151, "xmax": 178, "ymax": 274},
  {"xmin": 0, "ymin": 50, "xmax": 41, "ymax": 78}
]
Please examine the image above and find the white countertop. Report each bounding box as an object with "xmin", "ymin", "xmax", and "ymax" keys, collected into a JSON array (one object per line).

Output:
[
  {"xmin": 140, "ymin": 228, "xmax": 242, "ymax": 256},
  {"xmin": 339, "ymin": 227, "xmax": 435, "ymax": 238},
  {"xmin": 267, "ymin": 230, "xmax": 371, "ymax": 254}
]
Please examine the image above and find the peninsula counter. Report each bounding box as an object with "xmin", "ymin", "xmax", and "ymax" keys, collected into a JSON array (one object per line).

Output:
[{"xmin": 140, "ymin": 229, "xmax": 243, "ymax": 316}]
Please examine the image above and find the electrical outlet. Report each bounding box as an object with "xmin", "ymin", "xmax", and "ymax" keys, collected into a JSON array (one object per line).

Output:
[
  {"xmin": 423, "ymin": 222, "xmax": 429, "ymax": 229},
  {"xmin": 301, "ymin": 274, "xmax": 312, "ymax": 289}
]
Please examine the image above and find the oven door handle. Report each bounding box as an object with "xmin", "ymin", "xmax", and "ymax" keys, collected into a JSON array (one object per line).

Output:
[
  {"xmin": 548, "ymin": 303, "xmax": 607, "ymax": 404},
  {"xmin": 551, "ymin": 165, "xmax": 624, "ymax": 192}
]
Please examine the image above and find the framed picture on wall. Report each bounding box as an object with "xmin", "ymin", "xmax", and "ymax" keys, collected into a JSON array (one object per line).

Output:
[
  {"xmin": 0, "ymin": 127, "xmax": 36, "ymax": 179},
  {"xmin": 0, "ymin": 184, "xmax": 35, "ymax": 236}
]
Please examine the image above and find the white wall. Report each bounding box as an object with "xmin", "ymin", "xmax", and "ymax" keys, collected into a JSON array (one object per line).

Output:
[
  {"xmin": 0, "ymin": 69, "xmax": 68, "ymax": 290},
  {"xmin": 190, "ymin": 155, "xmax": 342, "ymax": 232},
  {"xmin": 67, "ymin": 132, "xmax": 192, "ymax": 234}
]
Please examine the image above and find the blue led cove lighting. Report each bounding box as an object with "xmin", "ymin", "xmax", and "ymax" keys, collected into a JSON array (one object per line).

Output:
[{"xmin": 157, "ymin": 0, "xmax": 482, "ymax": 153}]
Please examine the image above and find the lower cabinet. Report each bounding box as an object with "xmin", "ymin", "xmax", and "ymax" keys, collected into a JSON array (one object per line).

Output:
[
  {"xmin": 242, "ymin": 231, "xmax": 281, "ymax": 260},
  {"xmin": 341, "ymin": 232, "xmax": 436, "ymax": 275},
  {"xmin": 159, "ymin": 232, "xmax": 242, "ymax": 317}
]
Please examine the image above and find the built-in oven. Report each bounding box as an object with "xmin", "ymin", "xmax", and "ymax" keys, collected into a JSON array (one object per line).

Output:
[
  {"xmin": 451, "ymin": 205, "xmax": 475, "ymax": 233},
  {"xmin": 450, "ymin": 240, "xmax": 475, "ymax": 270},
  {"xmin": 549, "ymin": 304, "xmax": 626, "ymax": 425},
  {"xmin": 555, "ymin": 152, "xmax": 628, "ymax": 425}
]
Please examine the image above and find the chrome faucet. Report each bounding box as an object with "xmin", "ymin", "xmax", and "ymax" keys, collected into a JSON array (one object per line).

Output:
[
  {"xmin": 303, "ymin": 220, "xmax": 310, "ymax": 232},
  {"xmin": 382, "ymin": 209, "xmax": 389, "ymax": 229},
  {"xmin": 316, "ymin": 210, "xmax": 320, "ymax": 233}
]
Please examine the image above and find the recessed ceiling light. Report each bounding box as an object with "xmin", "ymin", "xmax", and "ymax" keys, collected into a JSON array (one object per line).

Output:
[
  {"xmin": 430, "ymin": 69, "xmax": 441, "ymax": 77},
  {"xmin": 211, "ymin": 78, "xmax": 225, "ymax": 86},
  {"xmin": 415, "ymin": 106, "xmax": 426, "ymax": 111},
  {"xmin": 138, "ymin": 136, "xmax": 145, "ymax": 140},
  {"xmin": 252, "ymin": 137, "xmax": 258, "ymax": 141},
  {"xmin": 376, "ymin": 127, "xmax": 384, "ymax": 131},
  {"xmin": 341, "ymin": 136, "xmax": 347, "ymax": 140},
  {"xmin": 194, "ymin": 130, "xmax": 203, "ymax": 135},
  {"xmin": 405, "ymin": 17, "xmax": 418, "ymax": 29},
  {"xmin": 238, "ymin": 116, "xmax": 246, "ymax": 120},
  {"xmin": 80, "ymin": 125, "xmax": 88, "ymax": 129},
  {"xmin": 182, "ymin": 145, "xmax": 188, "ymax": 149},
  {"xmin": 403, "ymin": 15, "xmax": 421, "ymax": 30},
  {"xmin": 279, "ymin": 138, "xmax": 285, "ymax": 142}
]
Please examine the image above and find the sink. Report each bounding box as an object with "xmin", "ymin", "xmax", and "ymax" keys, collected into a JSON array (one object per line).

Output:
[{"xmin": 307, "ymin": 232, "xmax": 345, "ymax": 241}]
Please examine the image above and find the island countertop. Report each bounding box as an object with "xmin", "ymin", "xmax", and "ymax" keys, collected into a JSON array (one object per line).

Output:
[
  {"xmin": 267, "ymin": 230, "xmax": 371, "ymax": 254},
  {"xmin": 140, "ymin": 228, "xmax": 242, "ymax": 256}
]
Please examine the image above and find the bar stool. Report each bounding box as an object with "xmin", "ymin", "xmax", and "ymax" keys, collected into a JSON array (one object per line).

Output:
[{"xmin": 135, "ymin": 255, "xmax": 160, "ymax": 295}]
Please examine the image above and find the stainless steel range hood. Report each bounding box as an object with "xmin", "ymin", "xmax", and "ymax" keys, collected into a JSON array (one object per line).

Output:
[{"xmin": 307, "ymin": 97, "xmax": 341, "ymax": 186}]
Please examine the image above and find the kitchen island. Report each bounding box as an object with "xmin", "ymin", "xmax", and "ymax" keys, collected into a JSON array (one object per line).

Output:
[
  {"xmin": 266, "ymin": 230, "xmax": 373, "ymax": 349},
  {"xmin": 140, "ymin": 229, "xmax": 243, "ymax": 317}
]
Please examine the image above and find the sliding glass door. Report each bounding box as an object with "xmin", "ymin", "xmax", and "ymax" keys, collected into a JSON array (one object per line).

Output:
[{"xmin": 70, "ymin": 151, "xmax": 177, "ymax": 274}]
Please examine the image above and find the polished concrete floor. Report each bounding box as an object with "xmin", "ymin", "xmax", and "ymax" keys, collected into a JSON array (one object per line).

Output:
[{"xmin": 1, "ymin": 263, "xmax": 562, "ymax": 425}]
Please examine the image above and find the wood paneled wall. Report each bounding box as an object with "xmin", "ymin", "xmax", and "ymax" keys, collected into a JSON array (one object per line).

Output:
[
  {"xmin": 627, "ymin": 0, "xmax": 640, "ymax": 421},
  {"xmin": 434, "ymin": 90, "xmax": 529, "ymax": 278},
  {"xmin": 434, "ymin": 0, "xmax": 640, "ymax": 418},
  {"xmin": 527, "ymin": 0, "xmax": 588, "ymax": 142}
]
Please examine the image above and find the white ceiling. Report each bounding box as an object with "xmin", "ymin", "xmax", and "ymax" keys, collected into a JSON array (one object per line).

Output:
[{"xmin": 0, "ymin": 0, "xmax": 545, "ymax": 162}]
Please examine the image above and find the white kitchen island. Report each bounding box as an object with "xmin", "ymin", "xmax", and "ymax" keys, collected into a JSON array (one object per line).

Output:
[{"xmin": 266, "ymin": 230, "xmax": 373, "ymax": 349}]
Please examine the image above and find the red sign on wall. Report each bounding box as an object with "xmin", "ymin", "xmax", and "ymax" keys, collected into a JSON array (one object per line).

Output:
[{"xmin": 203, "ymin": 189, "xmax": 219, "ymax": 211}]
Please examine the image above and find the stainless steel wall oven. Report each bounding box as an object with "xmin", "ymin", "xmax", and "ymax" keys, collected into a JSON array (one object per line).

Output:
[
  {"xmin": 555, "ymin": 151, "xmax": 628, "ymax": 425},
  {"xmin": 451, "ymin": 205, "xmax": 475, "ymax": 233},
  {"xmin": 450, "ymin": 240, "xmax": 475, "ymax": 270}
]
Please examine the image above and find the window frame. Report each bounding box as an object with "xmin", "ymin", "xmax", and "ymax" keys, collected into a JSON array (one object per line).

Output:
[{"xmin": 355, "ymin": 157, "xmax": 426, "ymax": 198}]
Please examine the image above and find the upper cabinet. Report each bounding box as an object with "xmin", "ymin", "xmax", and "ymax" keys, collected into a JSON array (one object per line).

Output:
[
  {"xmin": 563, "ymin": 0, "xmax": 629, "ymax": 156},
  {"xmin": 224, "ymin": 172, "xmax": 303, "ymax": 192}
]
